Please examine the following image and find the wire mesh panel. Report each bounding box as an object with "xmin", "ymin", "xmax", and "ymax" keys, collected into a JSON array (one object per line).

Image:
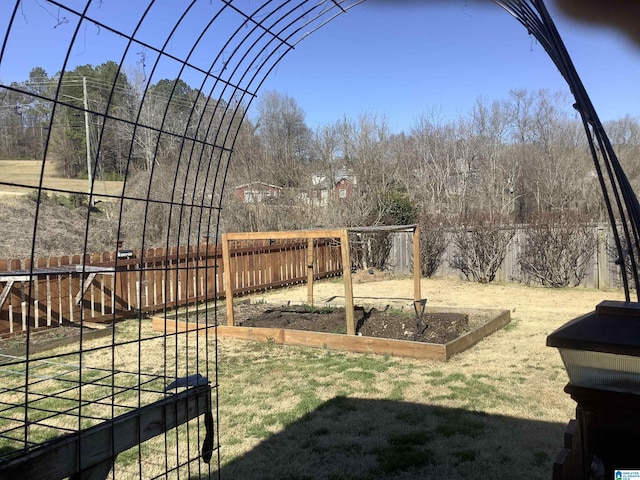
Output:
[{"xmin": 0, "ymin": 1, "xmax": 362, "ymax": 478}]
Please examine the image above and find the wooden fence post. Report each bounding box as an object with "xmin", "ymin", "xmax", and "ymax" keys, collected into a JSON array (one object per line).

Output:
[{"xmin": 307, "ymin": 238, "xmax": 314, "ymax": 305}]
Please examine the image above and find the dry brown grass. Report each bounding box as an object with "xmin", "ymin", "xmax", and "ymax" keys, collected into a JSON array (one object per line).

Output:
[
  {"xmin": 0, "ymin": 159, "xmax": 123, "ymax": 197},
  {"xmin": 0, "ymin": 194, "xmax": 119, "ymax": 258}
]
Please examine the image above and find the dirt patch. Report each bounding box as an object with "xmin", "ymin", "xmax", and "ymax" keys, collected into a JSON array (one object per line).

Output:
[
  {"xmin": 0, "ymin": 326, "xmax": 80, "ymax": 346},
  {"xmin": 232, "ymin": 303, "xmax": 473, "ymax": 344},
  {"xmin": 0, "ymin": 325, "xmax": 109, "ymax": 357}
]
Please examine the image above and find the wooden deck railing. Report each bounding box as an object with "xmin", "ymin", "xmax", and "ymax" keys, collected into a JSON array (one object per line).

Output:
[{"xmin": 0, "ymin": 238, "xmax": 343, "ymax": 336}]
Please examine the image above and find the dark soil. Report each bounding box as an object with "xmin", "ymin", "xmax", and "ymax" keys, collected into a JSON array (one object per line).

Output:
[
  {"xmin": 0, "ymin": 303, "xmax": 478, "ymax": 350},
  {"xmin": 235, "ymin": 303, "xmax": 471, "ymax": 344},
  {"xmin": 0, "ymin": 325, "xmax": 81, "ymax": 345},
  {"xmin": 0, "ymin": 325, "xmax": 107, "ymax": 354}
]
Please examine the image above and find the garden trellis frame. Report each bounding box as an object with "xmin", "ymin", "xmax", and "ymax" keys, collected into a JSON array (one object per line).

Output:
[
  {"xmin": 0, "ymin": 1, "xmax": 638, "ymax": 479},
  {"xmin": 222, "ymin": 225, "xmax": 421, "ymax": 335}
]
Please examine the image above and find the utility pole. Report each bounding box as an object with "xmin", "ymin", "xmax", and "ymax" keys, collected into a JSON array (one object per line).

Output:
[{"xmin": 82, "ymin": 76, "xmax": 94, "ymax": 207}]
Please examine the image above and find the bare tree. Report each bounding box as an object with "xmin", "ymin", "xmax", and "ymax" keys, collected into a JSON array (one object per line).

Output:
[
  {"xmin": 406, "ymin": 112, "xmax": 458, "ymax": 215},
  {"xmin": 604, "ymin": 115, "xmax": 640, "ymax": 193},
  {"xmin": 508, "ymin": 89, "xmax": 592, "ymax": 214},
  {"xmin": 337, "ymin": 113, "xmax": 401, "ymax": 226},
  {"xmin": 255, "ymin": 90, "xmax": 311, "ymax": 188},
  {"xmin": 466, "ymin": 97, "xmax": 520, "ymax": 219}
]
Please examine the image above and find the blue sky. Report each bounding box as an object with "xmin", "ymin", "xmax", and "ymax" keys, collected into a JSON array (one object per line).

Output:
[
  {"xmin": 257, "ymin": 1, "xmax": 640, "ymax": 132},
  {"xmin": 1, "ymin": 1, "xmax": 638, "ymax": 134}
]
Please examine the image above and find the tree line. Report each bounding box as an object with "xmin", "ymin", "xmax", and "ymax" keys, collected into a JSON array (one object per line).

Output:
[
  {"xmin": 0, "ymin": 62, "xmax": 237, "ymax": 177},
  {"xmin": 2, "ymin": 62, "xmax": 639, "ymax": 285}
]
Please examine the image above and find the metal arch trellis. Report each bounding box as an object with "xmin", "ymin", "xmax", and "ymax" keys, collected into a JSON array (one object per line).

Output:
[
  {"xmin": 0, "ymin": 0, "xmax": 637, "ymax": 479},
  {"xmin": 494, "ymin": 0, "xmax": 640, "ymax": 300},
  {"xmin": 0, "ymin": 2, "xmax": 367, "ymax": 479}
]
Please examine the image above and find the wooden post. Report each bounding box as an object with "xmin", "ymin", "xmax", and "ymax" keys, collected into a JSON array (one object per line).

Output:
[
  {"xmin": 597, "ymin": 225, "xmax": 608, "ymax": 290},
  {"xmin": 307, "ymin": 238, "xmax": 314, "ymax": 305},
  {"xmin": 21, "ymin": 298, "xmax": 26, "ymax": 332},
  {"xmin": 413, "ymin": 226, "xmax": 421, "ymax": 302},
  {"xmin": 340, "ymin": 229, "xmax": 356, "ymax": 335},
  {"xmin": 221, "ymin": 234, "xmax": 234, "ymax": 326}
]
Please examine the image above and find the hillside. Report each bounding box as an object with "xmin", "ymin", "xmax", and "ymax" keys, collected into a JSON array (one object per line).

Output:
[
  {"xmin": 0, "ymin": 160, "xmax": 126, "ymax": 259},
  {"xmin": 0, "ymin": 194, "xmax": 118, "ymax": 259}
]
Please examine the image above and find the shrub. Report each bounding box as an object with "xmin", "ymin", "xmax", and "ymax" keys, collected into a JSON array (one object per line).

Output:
[
  {"xmin": 378, "ymin": 190, "xmax": 418, "ymax": 226},
  {"xmin": 450, "ymin": 215, "xmax": 515, "ymax": 283},
  {"xmin": 518, "ymin": 213, "xmax": 596, "ymax": 287},
  {"xmin": 418, "ymin": 215, "xmax": 447, "ymax": 277},
  {"xmin": 608, "ymin": 233, "xmax": 640, "ymax": 291},
  {"xmin": 26, "ymin": 189, "xmax": 49, "ymax": 203},
  {"xmin": 68, "ymin": 192, "xmax": 89, "ymax": 208},
  {"xmin": 349, "ymin": 232, "xmax": 392, "ymax": 271},
  {"xmin": 53, "ymin": 193, "xmax": 88, "ymax": 209},
  {"xmin": 351, "ymin": 191, "xmax": 419, "ymax": 271}
]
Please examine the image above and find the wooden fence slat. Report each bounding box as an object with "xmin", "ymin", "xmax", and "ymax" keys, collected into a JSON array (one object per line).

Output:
[
  {"xmin": 36, "ymin": 257, "xmax": 47, "ymax": 327},
  {"xmin": 0, "ymin": 260, "xmax": 7, "ymax": 333},
  {"xmin": 8, "ymin": 260, "xmax": 20, "ymax": 332},
  {"xmin": 21, "ymin": 258, "xmax": 30, "ymax": 331}
]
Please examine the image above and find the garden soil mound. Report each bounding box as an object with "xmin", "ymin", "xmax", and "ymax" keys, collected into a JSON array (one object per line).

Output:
[{"xmin": 236, "ymin": 304, "xmax": 469, "ymax": 344}]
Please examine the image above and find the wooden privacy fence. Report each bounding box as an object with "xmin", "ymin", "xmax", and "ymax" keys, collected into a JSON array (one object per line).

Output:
[
  {"xmin": 0, "ymin": 238, "xmax": 343, "ymax": 336},
  {"xmin": 389, "ymin": 223, "xmax": 622, "ymax": 290}
]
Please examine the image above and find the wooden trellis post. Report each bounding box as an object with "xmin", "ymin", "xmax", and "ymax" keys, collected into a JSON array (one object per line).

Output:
[
  {"xmin": 222, "ymin": 229, "xmax": 355, "ymax": 332},
  {"xmin": 340, "ymin": 229, "xmax": 356, "ymax": 335},
  {"xmin": 307, "ymin": 238, "xmax": 314, "ymax": 305},
  {"xmin": 413, "ymin": 225, "xmax": 421, "ymax": 303}
]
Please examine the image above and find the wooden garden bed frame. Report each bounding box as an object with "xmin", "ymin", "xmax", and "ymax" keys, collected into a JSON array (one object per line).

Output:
[
  {"xmin": 155, "ymin": 226, "xmax": 510, "ymax": 361},
  {"xmin": 153, "ymin": 306, "xmax": 510, "ymax": 362},
  {"xmin": 222, "ymin": 225, "xmax": 421, "ymax": 336}
]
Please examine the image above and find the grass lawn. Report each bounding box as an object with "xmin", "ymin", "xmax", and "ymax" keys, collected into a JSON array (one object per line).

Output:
[
  {"xmin": 3, "ymin": 276, "xmax": 624, "ymax": 479},
  {"xmin": 0, "ymin": 159, "xmax": 122, "ymax": 197},
  {"xmin": 213, "ymin": 276, "xmax": 626, "ymax": 479}
]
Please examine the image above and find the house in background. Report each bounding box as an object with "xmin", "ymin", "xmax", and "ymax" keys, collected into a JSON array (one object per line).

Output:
[
  {"xmin": 308, "ymin": 167, "xmax": 357, "ymax": 206},
  {"xmin": 233, "ymin": 182, "xmax": 282, "ymax": 203}
]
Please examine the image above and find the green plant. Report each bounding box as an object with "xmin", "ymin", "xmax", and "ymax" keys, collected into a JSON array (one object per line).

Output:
[
  {"xmin": 343, "ymin": 370, "xmax": 376, "ymax": 383},
  {"xmin": 68, "ymin": 192, "xmax": 88, "ymax": 208},
  {"xmin": 452, "ymin": 448, "xmax": 476, "ymax": 463},
  {"xmin": 25, "ymin": 189, "xmax": 48, "ymax": 203},
  {"xmin": 502, "ymin": 317, "xmax": 520, "ymax": 332},
  {"xmin": 389, "ymin": 379, "xmax": 413, "ymax": 400},
  {"xmin": 53, "ymin": 194, "xmax": 72, "ymax": 208},
  {"xmin": 532, "ymin": 451, "xmax": 550, "ymax": 466},
  {"xmin": 378, "ymin": 190, "xmax": 419, "ymax": 226},
  {"xmin": 300, "ymin": 304, "xmax": 335, "ymax": 314},
  {"xmin": 328, "ymin": 474, "xmax": 374, "ymax": 480},
  {"xmin": 434, "ymin": 411, "xmax": 486, "ymax": 439}
]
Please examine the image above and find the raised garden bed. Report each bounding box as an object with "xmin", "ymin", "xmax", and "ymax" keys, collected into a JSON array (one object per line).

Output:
[{"xmin": 152, "ymin": 302, "xmax": 510, "ymax": 361}]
